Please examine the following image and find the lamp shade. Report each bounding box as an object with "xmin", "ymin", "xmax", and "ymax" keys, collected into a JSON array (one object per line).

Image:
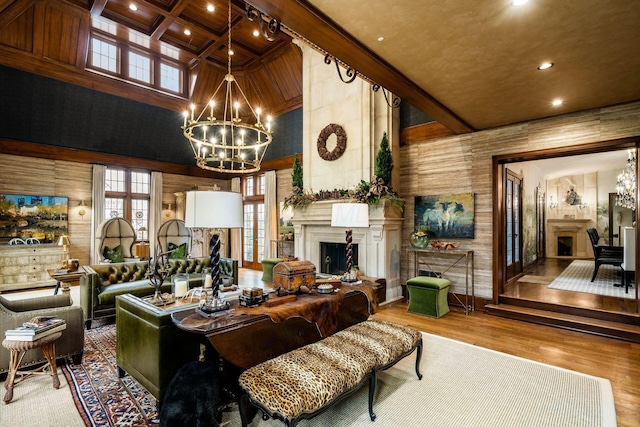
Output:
[
  {"xmin": 185, "ymin": 191, "xmax": 243, "ymax": 229},
  {"xmin": 57, "ymin": 235, "xmax": 71, "ymax": 246},
  {"xmin": 331, "ymin": 203, "xmax": 369, "ymax": 228}
]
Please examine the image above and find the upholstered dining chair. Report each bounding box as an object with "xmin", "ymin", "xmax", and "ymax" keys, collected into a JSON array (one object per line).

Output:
[
  {"xmin": 156, "ymin": 219, "xmax": 191, "ymax": 258},
  {"xmin": 586, "ymin": 228, "xmax": 623, "ymax": 282},
  {"xmin": 620, "ymin": 227, "xmax": 636, "ymax": 293}
]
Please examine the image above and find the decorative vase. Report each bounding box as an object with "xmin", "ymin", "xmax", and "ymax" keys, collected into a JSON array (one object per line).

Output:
[{"xmin": 409, "ymin": 232, "xmax": 430, "ymax": 249}]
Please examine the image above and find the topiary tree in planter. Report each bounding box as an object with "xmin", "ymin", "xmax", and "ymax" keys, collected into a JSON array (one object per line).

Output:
[{"xmin": 375, "ymin": 132, "xmax": 393, "ymax": 188}]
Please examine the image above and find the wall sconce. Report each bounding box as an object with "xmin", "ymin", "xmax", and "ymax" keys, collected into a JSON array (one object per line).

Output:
[
  {"xmin": 78, "ymin": 200, "xmax": 87, "ymax": 219},
  {"xmin": 163, "ymin": 203, "xmax": 175, "ymax": 219},
  {"xmin": 548, "ymin": 196, "xmax": 558, "ymax": 209}
]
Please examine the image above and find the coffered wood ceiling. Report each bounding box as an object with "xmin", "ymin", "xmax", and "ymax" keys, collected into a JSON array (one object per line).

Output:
[{"xmin": 0, "ymin": 0, "xmax": 639, "ymax": 134}]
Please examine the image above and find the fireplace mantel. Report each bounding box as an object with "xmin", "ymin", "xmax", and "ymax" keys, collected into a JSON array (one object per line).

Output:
[
  {"xmin": 546, "ymin": 218, "xmax": 594, "ymax": 258},
  {"xmin": 291, "ymin": 200, "xmax": 404, "ymax": 302}
]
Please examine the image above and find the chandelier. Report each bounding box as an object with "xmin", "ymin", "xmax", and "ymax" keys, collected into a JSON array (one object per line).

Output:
[
  {"xmin": 182, "ymin": 0, "xmax": 273, "ymax": 174},
  {"xmin": 615, "ymin": 149, "xmax": 637, "ymax": 210}
]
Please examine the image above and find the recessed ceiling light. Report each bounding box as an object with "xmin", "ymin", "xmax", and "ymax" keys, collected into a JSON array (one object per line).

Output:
[
  {"xmin": 538, "ymin": 62, "xmax": 554, "ymax": 70},
  {"xmin": 184, "ymin": 29, "xmax": 191, "ymax": 36},
  {"xmin": 512, "ymin": 0, "xmax": 529, "ymax": 5},
  {"xmin": 129, "ymin": 3, "xmax": 138, "ymax": 11},
  {"xmin": 552, "ymin": 99, "xmax": 563, "ymax": 106},
  {"xmin": 377, "ymin": 36, "xmax": 384, "ymax": 42},
  {"xmin": 253, "ymin": 29, "xmax": 260, "ymax": 37},
  {"xmin": 206, "ymin": 4, "xmax": 215, "ymax": 12}
]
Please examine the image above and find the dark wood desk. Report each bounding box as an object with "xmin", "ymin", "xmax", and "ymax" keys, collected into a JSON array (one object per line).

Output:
[{"xmin": 171, "ymin": 282, "xmax": 377, "ymax": 370}]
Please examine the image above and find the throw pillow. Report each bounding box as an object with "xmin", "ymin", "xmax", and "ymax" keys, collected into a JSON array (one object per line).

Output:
[
  {"xmin": 168, "ymin": 242, "xmax": 187, "ymax": 259},
  {"xmin": 103, "ymin": 245, "xmax": 124, "ymax": 263}
]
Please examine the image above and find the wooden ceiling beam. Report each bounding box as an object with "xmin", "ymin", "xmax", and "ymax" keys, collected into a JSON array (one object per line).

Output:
[
  {"xmin": 245, "ymin": 0, "xmax": 474, "ymax": 134},
  {"xmin": 0, "ymin": 0, "xmax": 35, "ymax": 29},
  {"xmin": 89, "ymin": 0, "xmax": 108, "ymax": 17}
]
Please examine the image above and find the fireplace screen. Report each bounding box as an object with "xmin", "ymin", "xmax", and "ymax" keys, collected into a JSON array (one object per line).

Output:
[{"xmin": 320, "ymin": 242, "xmax": 358, "ymax": 275}]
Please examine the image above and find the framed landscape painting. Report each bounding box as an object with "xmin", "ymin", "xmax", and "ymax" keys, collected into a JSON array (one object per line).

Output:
[
  {"xmin": 415, "ymin": 193, "xmax": 475, "ymax": 239},
  {"xmin": 0, "ymin": 194, "xmax": 68, "ymax": 243}
]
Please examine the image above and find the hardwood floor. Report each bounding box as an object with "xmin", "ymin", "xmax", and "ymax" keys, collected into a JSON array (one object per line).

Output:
[{"xmin": 503, "ymin": 258, "xmax": 639, "ymax": 314}]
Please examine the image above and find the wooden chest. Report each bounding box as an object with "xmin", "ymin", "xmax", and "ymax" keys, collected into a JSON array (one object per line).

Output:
[{"xmin": 273, "ymin": 261, "xmax": 316, "ymax": 293}]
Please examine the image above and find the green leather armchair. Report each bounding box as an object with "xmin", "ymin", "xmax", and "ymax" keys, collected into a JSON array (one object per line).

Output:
[
  {"xmin": 0, "ymin": 293, "xmax": 84, "ymax": 374},
  {"xmin": 115, "ymin": 294, "xmax": 202, "ymax": 405}
]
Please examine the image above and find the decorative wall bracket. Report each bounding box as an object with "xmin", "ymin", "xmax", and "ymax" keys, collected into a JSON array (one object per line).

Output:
[
  {"xmin": 246, "ymin": 5, "xmax": 281, "ymax": 42},
  {"xmin": 372, "ymin": 83, "xmax": 401, "ymax": 108},
  {"xmin": 324, "ymin": 54, "xmax": 357, "ymax": 84}
]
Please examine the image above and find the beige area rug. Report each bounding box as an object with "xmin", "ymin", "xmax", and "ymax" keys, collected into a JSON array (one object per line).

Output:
[
  {"xmin": 517, "ymin": 275, "xmax": 556, "ymax": 285},
  {"xmin": 1, "ymin": 332, "xmax": 616, "ymax": 427},
  {"xmin": 221, "ymin": 332, "xmax": 616, "ymax": 427}
]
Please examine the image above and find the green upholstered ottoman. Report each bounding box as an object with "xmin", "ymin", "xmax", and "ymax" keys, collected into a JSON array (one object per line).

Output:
[
  {"xmin": 407, "ymin": 276, "xmax": 451, "ymax": 318},
  {"xmin": 261, "ymin": 258, "xmax": 284, "ymax": 282}
]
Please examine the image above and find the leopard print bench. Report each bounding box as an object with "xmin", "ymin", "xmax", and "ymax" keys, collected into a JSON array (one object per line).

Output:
[{"xmin": 238, "ymin": 319, "xmax": 423, "ymax": 427}]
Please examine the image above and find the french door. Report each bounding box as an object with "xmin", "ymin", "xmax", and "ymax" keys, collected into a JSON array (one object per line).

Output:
[
  {"xmin": 505, "ymin": 169, "xmax": 523, "ymax": 280},
  {"xmin": 242, "ymin": 174, "xmax": 265, "ymax": 270}
]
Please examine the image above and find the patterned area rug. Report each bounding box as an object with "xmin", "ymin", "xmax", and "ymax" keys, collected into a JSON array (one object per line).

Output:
[
  {"xmin": 547, "ymin": 259, "xmax": 633, "ymax": 299},
  {"xmin": 62, "ymin": 323, "xmax": 159, "ymax": 426}
]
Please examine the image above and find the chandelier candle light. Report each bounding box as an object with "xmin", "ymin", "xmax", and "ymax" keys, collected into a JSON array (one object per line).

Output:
[
  {"xmin": 616, "ymin": 149, "xmax": 637, "ymax": 210},
  {"xmin": 182, "ymin": 0, "xmax": 273, "ymax": 173}
]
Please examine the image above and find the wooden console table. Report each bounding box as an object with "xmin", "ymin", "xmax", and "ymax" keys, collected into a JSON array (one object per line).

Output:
[
  {"xmin": 412, "ymin": 249, "xmax": 475, "ymax": 315},
  {"xmin": 171, "ymin": 282, "xmax": 377, "ymax": 370}
]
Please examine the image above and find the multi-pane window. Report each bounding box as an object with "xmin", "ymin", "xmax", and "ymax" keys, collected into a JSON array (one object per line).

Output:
[
  {"xmin": 91, "ymin": 38, "xmax": 118, "ymax": 73},
  {"xmin": 160, "ymin": 63, "xmax": 180, "ymax": 92},
  {"xmin": 88, "ymin": 16, "xmax": 186, "ymax": 96},
  {"xmin": 104, "ymin": 167, "xmax": 151, "ymax": 240},
  {"xmin": 129, "ymin": 51, "xmax": 151, "ymax": 83}
]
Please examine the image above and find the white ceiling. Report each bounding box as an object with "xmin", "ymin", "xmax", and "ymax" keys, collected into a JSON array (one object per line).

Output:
[
  {"xmin": 510, "ymin": 149, "xmax": 629, "ymax": 180},
  {"xmin": 306, "ymin": 0, "xmax": 640, "ymax": 130}
]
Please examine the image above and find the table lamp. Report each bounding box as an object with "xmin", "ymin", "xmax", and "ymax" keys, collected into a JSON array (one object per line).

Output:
[
  {"xmin": 185, "ymin": 190, "xmax": 243, "ymax": 316},
  {"xmin": 331, "ymin": 203, "xmax": 369, "ymax": 282},
  {"xmin": 57, "ymin": 235, "xmax": 71, "ymax": 265}
]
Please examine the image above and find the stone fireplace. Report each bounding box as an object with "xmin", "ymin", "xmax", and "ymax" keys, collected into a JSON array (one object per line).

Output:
[
  {"xmin": 546, "ymin": 219, "xmax": 593, "ymax": 258},
  {"xmin": 292, "ymin": 201, "xmax": 404, "ymax": 302}
]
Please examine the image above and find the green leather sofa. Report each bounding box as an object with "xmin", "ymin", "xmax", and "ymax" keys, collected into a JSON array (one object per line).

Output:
[
  {"xmin": 81, "ymin": 257, "xmax": 238, "ymax": 328},
  {"xmin": 115, "ymin": 293, "xmax": 202, "ymax": 406}
]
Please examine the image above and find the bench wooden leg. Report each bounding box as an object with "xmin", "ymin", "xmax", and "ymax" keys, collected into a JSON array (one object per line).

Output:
[
  {"xmin": 415, "ymin": 338, "xmax": 423, "ymax": 380},
  {"xmin": 368, "ymin": 370, "xmax": 377, "ymax": 421}
]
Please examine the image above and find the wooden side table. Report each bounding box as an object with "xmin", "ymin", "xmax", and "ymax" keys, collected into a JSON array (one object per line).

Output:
[
  {"xmin": 2, "ymin": 331, "xmax": 62, "ymax": 403},
  {"xmin": 47, "ymin": 266, "xmax": 86, "ymax": 301}
]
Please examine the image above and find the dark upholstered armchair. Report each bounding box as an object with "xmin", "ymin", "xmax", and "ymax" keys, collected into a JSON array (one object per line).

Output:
[
  {"xmin": 0, "ymin": 294, "xmax": 84, "ymax": 374},
  {"xmin": 587, "ymin": 228, "xmax": 623, "ymax": 282}
]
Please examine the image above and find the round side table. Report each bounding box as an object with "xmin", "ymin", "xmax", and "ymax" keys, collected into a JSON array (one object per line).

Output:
[{"xmin": 2, "ymin": 331, "xmax": 62, "ymax": 403}]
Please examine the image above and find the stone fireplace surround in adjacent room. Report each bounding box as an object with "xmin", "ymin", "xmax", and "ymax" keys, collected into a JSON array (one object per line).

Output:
[
  {"xmin": 546, "ymin": 219, "xmax": 593, "ymax": 259},
  {"xmin": 291, "ymin": 201, "xmax": 404, "ymax": 303}
]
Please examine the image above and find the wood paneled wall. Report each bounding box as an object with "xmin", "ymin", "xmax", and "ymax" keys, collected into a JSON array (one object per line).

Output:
[
  {"xmin": 0, "ymin": 154, "xmax": 93, "ymax": 264},
  {"xmin": 398, "ymin": 101, "xmax": 640, "ymax": 301}
]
